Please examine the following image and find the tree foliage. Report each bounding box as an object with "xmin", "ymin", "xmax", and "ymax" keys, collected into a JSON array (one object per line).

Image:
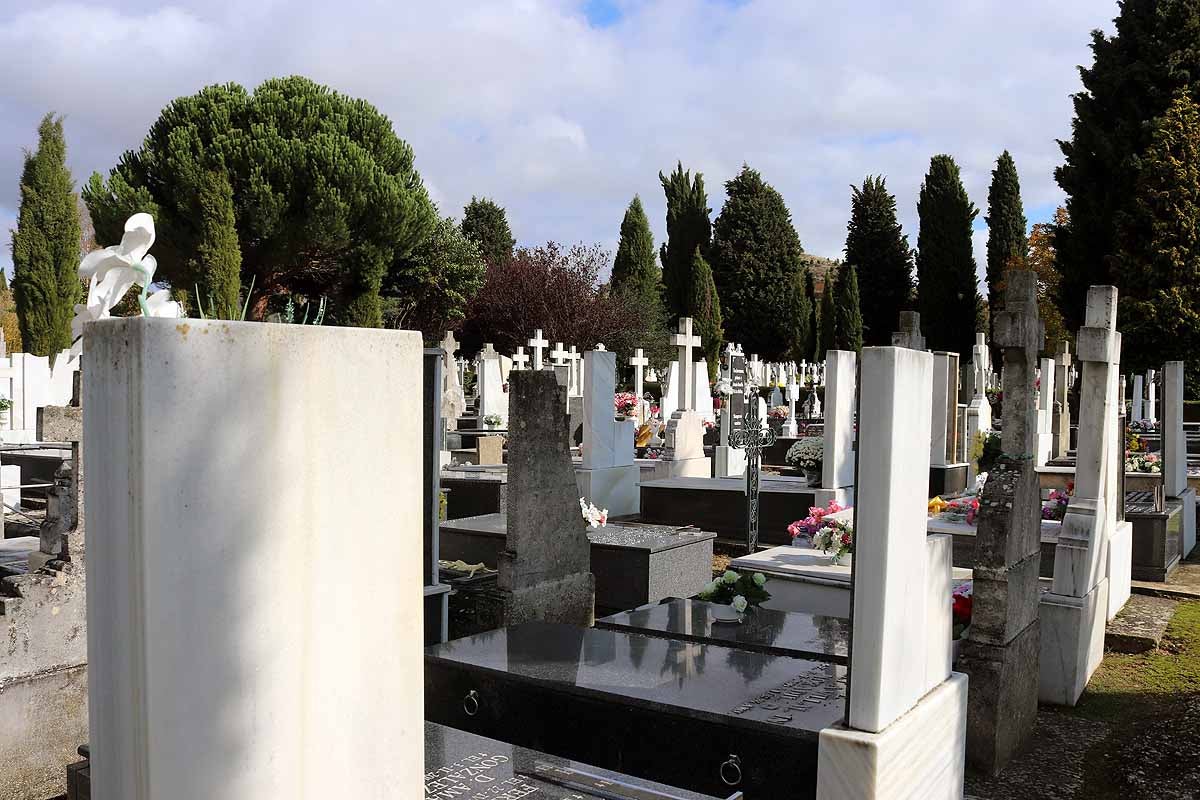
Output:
[
  {"xmin": 804, "ymin": 270, "xmax": 819, "ymax": 360},
  {"xmin": 688, "ymin": 248, "xmax": 723, "ymax": 380},
  {"xmin": 844, "ymin": 176, "xmax": 913, "ymax": 346},
  {"xmin": 190, "ymin": 169, "xmax": 242, "ymax": 318},
  {"xmin": 916, "ymin": 155, "xmax": 979, "ymax": 357},
  {"xmin": 82, "ymin": 76, "xmax": 437, "ymax": 327},
  {"xmin": 1021, "ymin": 207, "xmax": 1071, "ymax": 358},
  {"xmin": 659, "ymin": 162, "xmax": 712, "ymax": 322},
  {"xmin": 461, "ymin": 197, "xmax": 515, "ymax": 267},
  {"xmin": 611, "ymin": 195, "xmax": 664, "ymax": 317},
  {"xmin": 985, "ymin": 151, "xmax": 1027, "ymax": 339},
  {"xmin": 710, "ymin": 165, "xmax": 811, "ymax": 361},
  {"xmin": 819, "ymin": 271, "xmax": 836, "ymax": 358},
  {"xmin": 459, "ymin": 242, "xmax": 662, "ymax": 360},
  {"xmin": 382, "ymin": 215, "xmax": 486, "ymax": 339},
  {"xmin": 1115, "ymin": 90, "xmax": 1200, "ymax": 392},
  {"xmin": 832, "ymin": 264, "xmax": 863, "ymax": 354},
  {"xmin": 1055, "ymin": 0, "xmax": 1200, "ymax": 332},
  {"xmin": 11, "ymin": 114, "xmax": 80, "ymax": 357}
]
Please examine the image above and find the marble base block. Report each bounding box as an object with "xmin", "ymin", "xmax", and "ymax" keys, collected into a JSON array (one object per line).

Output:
[
  {"xmin": 644, "ymin": 457, "xmax": 712, "ymax": 481},
  {"xmin": 502, "ymin": 572, "xmax": 595, "ymax": 627},
  {"xmin": 960, "ymin": 621, "xmax": 1039, "ymax": 776},
  {"xmin": 817, "ymin": 672, "xmax": 968, "ymax": 800},
  {"xmin": 1177, "ymin": 487, "xmax": 1197, "ymax": 559},
  {"xmin": 84, "ymin": 318, "xmax": 425, "ymax": 800},
  {"xmin": 1039, "ymin": 579, "xmax": 1109, "ymax": 706},
  {"xmin": 713, "ymin": 445, "xmax": 746, "ymax": 478},
  {"xmin": 1, "ymin": 463, "xmax": 20, "ymax": 512},
  {"xmin": 576, "ymin": 464, "xmax": 640, "ymax": 517},
  {"xmin": 1106, "ymin": 520, "xmax": 1133, "ymax": 621}
]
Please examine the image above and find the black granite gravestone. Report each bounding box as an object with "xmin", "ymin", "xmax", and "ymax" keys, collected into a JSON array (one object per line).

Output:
[{"xmin": 425, "ymin": 622, "xmax": 844, "ymax": 797}]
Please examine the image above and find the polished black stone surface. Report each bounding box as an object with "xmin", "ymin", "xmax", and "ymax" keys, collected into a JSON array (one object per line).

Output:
[
  {"xmin": 426, "ymin": 722, "xmax": 738, "ymax": 799},
  {"xmin": 596, "ymin": 599, "xmax": 848, "ymax": 664},
  {"xmin": 426, "ymin": 622, "xmax": 845, "ymax": 737}
]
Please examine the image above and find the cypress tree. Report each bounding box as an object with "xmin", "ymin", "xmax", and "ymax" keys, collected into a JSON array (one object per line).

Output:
[
  {"xmin": 819, "ymin": 269, "xmax": 836, "ymax": 358},
  {"xmin": 1115, "ymin": 90, "xmax": 1200, "ymax": 389},
  {"xmin": 804, "ymin": 270, "xmax": 819, "ymax": 360},
  {"xmin": 0, "ymin": 270, "xmax": 8, "ymax": 292},
  {"xmin": 710, "ymin": 165, "xmax": 810, "ymax": 361},
  {"xmin": 658, "ymin": 162, "xmax": 711, "ymax": 322},
  {"xmin": 11, "ymin": 114, "xmax": 80, "ymax": 358},
  {"xmin": 832, "ymin": 264, "xmax": 863, "ymax": 353},
  {"xmin": 985, "ymin": 151, "xmax": 1027, "ymax": 348},
  {"xmin": 916, "ymin": 155, "xmax": 979, "ymax": 357},
  {"xmin": 688, "ymin": 248, "xmax": 723, "ymax": 381},
  {"xmin": 1056, "ymin": 0, "xmax": 1200, "ymax": 330},
  {"xmin": 844, "ymin": 176, "xmax": 913, "ymax": 345},
  {"xmin": 191, "ymin": 169, "xmax": 242, "ymax": 318},
  {"xmin": 461, "ymin": 197, "xmax": 516, "ymax": 267},
  {"xmin": 611, "ymin": 195, "xmax": 663, "ymax": 315}
]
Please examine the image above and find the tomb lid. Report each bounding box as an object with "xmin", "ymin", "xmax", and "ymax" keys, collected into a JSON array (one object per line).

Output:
[
  {"xmin": 425, "ymin": 722, "xmax": 735, "ymax": 799},
  {"xmin": 596, "ymin": 598, "xmax": 848, "ymax": 664},
  {"xmin": 426, "ymin": 622, "xmax": 845, "ymax": 739}
]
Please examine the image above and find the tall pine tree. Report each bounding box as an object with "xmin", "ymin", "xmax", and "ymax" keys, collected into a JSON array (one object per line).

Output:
[
  {"xmin": 688, "ymin": 248, "xmax": 724, "ymax": 381},
  {"xmin": 611, "ymin": 195, "xmax": 663, "ymax": 315},
  {"xmin": 461, "ymin": 197, "xmax": 516, "ymax": 267},
  {"xmin": 1115, "ymin": 90, "xmax": 1200, "ymax": 389},
  {"xmin": 659, "ymin": 162, "xmax": 711, "ymax": 322},
  {"xmin": 1056, "ymin": 0, "xmax": 1200, "ymax": 331},
  {"xmin": 916, "ymin": 155, "xmax": 979, "ymax": 358},
  {"xmin": 11, "ymin": 114, "xmax": 80, "ymax": 358},
  {"xmin": 832, "ymin": 264, "xmax": 863, "ymax": 353},
  {"xmin": 710, "ymin": 165, "xmax": 810, "ymax": 361},
  {"xmin": 985, "ymin": 151, "xmax": 1027, "ymax": 351},
  {"xmin": 845, "ymin": 176, "xmax": 913, "ymax": 345}
]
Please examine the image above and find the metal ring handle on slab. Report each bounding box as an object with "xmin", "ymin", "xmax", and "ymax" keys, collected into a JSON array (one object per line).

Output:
[
  {"xmin": 720, "ymin": 754, "xmax": 742, "ymax": 786},
  {"xmin": 463, "ymin": 690, "xmax": 480, "ymax": 717}
]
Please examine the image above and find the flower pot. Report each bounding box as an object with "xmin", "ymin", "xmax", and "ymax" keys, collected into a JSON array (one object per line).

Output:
[{"xmin": 804, "ymin": 468, "xmax": 821, "ymax": 487}]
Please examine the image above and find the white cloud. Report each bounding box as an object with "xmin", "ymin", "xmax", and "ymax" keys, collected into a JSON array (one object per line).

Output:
[{"xmin": 0, "ymin": 0, "xmax": 1119, "ymax": 289}]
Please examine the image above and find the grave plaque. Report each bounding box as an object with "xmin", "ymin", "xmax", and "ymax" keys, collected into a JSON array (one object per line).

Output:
[{"xmin": 728, "ymin": 351, "xmax": 747, "ymax": 439}]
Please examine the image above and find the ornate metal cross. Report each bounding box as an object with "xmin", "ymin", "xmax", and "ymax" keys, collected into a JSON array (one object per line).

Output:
[{"xmin": 729, "ymin": 387, "xmax": 777, "ymax": 554}]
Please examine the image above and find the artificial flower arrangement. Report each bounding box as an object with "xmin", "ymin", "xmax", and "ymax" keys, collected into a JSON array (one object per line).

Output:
[
  {"xmin": 614, "ymin": 391, "xmax": 639, "ymax": 417},
  {"xmin": 952, "ymin": 583, "xmax": 973, "ymax": 639},
  {"xmin": 713, "ymin": 378, "xmax": 733, "ymax": 397},
  {"xmin": 787, "ymin": 500, "xmax": 852, "ymax": 563},
  {"xmin": 768, "ymin": 405, "xmax": 789, "ymax": 419},
  {"xmin": 785, "ymin": 437, "xmax": 824, "ymax": 471},
  {"xmin": 579, "ymin": 497, "xmax": 608, "ymax": 528},
  {"xmin": 69, "ymin": 213, "xmax": 182, "ymax": 359},
  {"xmin": 482, "ymin": 413, "xmax": 503, "ymax": 428},
  {"xmin": 1042, "ymin": 481, "xmax": 1073, "ymax": 521},
  {"xmin": 787, "ymin": 499, "xmax": 846, "ymax": 539},
  {"xmin": 929, "ymin": 495, "xmax": 980, "ymax": 525},
  {"xmin": 1130, "ymin": 419, "xmax": 1160, "ymax": 434},
  {"xmin": 698, "ymin": 570, "xmax": 771, "ymax": 614},
  {"xmin": 703, "ymin": 419, "xmax": 716, "ymax": 431},
  {"xmin": 1126, "ymin": 450, "xmax": 1162, "ymax": 474}
]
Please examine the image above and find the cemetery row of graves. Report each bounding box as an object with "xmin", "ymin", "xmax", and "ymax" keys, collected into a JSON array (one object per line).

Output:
[{"xmin": 0, "ymin": 235, "xmax": 1196, "ymax": 798}]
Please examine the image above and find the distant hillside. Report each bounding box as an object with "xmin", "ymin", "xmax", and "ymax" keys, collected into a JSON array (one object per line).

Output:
[{"xmin": 800, "ymin": 254, "xmax": 840, "ymax": 295}]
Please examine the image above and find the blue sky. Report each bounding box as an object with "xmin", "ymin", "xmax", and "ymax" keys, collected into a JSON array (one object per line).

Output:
[{"xmin": 0, "ymin": 0, "xmax": 1120, "ymax": 287}]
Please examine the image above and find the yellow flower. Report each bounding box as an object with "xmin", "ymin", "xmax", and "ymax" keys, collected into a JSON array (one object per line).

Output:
[{"xmin": 928, "ymin": 497, "xmax": 948, "ymax": 516}]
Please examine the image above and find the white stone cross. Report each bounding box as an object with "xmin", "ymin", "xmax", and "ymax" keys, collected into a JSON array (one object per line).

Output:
[
  {"xmin": 528, "ymin": 329, "xmax": 549, "ymax": 370},
  {"xmin": 630, "ymin": 348, "xmax": 649, "ymax": 406},
  {"xmin": 748, "ymin": 354, "xmax": 762, "ymax": 386},
  {"xmin": 782, "ymin": 362, "xmax": 800, "ymax": 437},
  {"xmin": 566, "ymin": 346, "xmax": 582, "ymax": 394},
  {"xmin": 670, "ymin": 317, "xmax": 702, "ymax": 412},
  {"xmin": 550, "ymin": 342, "xmax": 569, "ymax": 366},
  {"xmin": 511, "ymin": 346, "xmax": 530, "ymax": 371}
]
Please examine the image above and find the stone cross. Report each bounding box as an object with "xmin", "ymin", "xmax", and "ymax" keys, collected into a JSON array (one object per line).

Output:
[
  {"xmin": 972, "ymin": 333, "xmax": 989, "ymax": 398},
  {"xmin": 550, "ymin": 342, "xmax": 569, "ymax": 367},
  {"xmin": 440, "ymin": 332, "xmax": 466, "ymax": 430},
  {"xmin": 670, "ymin": 317, "xmax": 702, "ymax": 413},
  {"xmin": 1052, "ymin": 341, "xmax": 1072, "ymax": 460},
  {"xmin": 630, "ymin": 348, "xmax": 649, "ymax": 401},
  {"xmin": 891, "ymin": 311, "xmax": 926, "ymax": 350},
  {"xmin": 567, "ymin": 345, "xmax": 582, "ymax": 395},
  {"xmin": 959, "ymin": 271, "xmax": 1044, "ymax": 774},
  {"xmin": 510, "ymin": 346, "xmax": 529, "ymax": 371},
  {"xmin": 748, "ymin": 354, "xmax": 762, "ymax": 387},
  {"xmin": 729, "ymin": 386, "xmax": 777, "ymax": 554},
  {"xmin": 527, "ymin": 329, "xmax": 549, "ymax": 370},
  {"xmin": 1042, "ymin": 284, "xmax": 1121, "ymax": 707},
  {"xmin": 782, "ymin": 363, "xmax": 800, "ymax": 437}
]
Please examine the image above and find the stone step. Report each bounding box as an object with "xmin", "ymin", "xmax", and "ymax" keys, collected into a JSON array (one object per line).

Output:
[{"xmin": 1104, "ymin": 594, "xmax": 1177, "ymax": 653}]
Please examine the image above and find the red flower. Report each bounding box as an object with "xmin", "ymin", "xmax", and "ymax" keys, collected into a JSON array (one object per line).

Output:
[{"xmin": 952, "ymin": 595, "xmax": 973, "ymax": 625}]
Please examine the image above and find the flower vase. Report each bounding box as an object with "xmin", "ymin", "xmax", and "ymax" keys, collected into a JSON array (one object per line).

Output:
[{"xmin": 804, "ymin": 468, "xmax": 821, "ymax": 487}]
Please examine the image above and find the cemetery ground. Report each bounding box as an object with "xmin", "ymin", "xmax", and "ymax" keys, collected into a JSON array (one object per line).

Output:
[{"xmin": 967, "ymin": 592, "xmax": 1200, "ymax": 799}]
